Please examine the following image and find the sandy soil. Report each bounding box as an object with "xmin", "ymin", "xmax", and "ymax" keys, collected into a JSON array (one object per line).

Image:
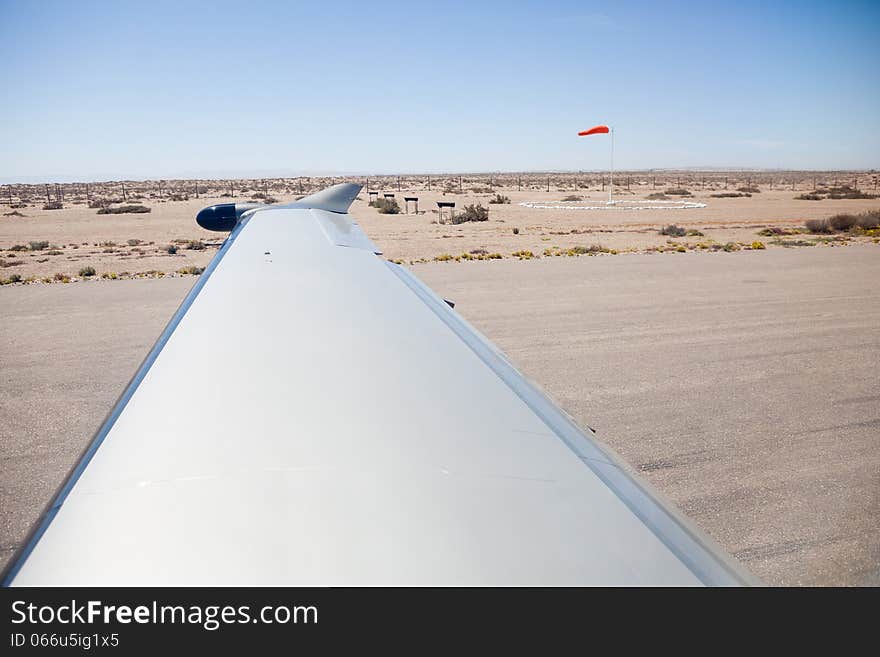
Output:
[{"xmin": 2, "ymin": 172, "xmax": 878, "ymax": 282}]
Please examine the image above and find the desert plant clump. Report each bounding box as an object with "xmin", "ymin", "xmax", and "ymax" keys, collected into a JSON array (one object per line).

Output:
[
  {"xmin": 511, "ymin": 250, "xmax": 535, "ymax": 260},
  {"xmin": 805, "ymin": 210, "xmax": 880, "ymax": 234},
  {"xmin": 710, "ymin": 192, "xmax": 751, "ymax": 198},
  {"xmin": 127, "ymin": 239, "xmax": 142, "ymax": 246},
  {"xmin": 0, "ymin": 259, "xmax": 23, "ymax": 268},
  {"xmin": 828, "ymin": 214, "xmax": 858, "ymax": 232},
  {"xmin": 722, "ymin": 242, "xmax": 741, "ymax": 252},
  {"xmin": 855, "ymin": 210, "xmax": 880, "ymax": 229},
  {"xmin": 9, "ymin": 244, "xmax": 28, "ymax": 251},
  {"xmin": 646, "ymin": 192, "xmax": 669, "ymax": 200},
  {"xmin": 78, "ymin": 266, "xmax": 96, "ymax": 277},
  {"xmin": 758, "ymin": 226, "xmax": 800, "ymax": 236},
  {"xmin": 164, "ymin": 245, "xmax": 178, "ymax": 254},
  {"xmin": 774, "ymin": 238, "xmax": 815, "ymax": 248},
  {"xmin": 178, "ymin": 266, "xmax": 205, "ymax": 275},
  {"xmin": 370, "ymin": 198, "xmax": 401, "ymax": 214},
  {"xmin": 489, "ymin": 194, "xmax": 511, "ymax": 204},
  {"xmin": 749, "ymin": 241, "xmax": 766, "ymax": 250},
  {"xmin": 451, "ymin": 204, "xmax": 489, "ymax": 224},
  {"xmin": 3, "ymin": 210, "xmax": 26, "ymax": 217},
  {"xmin": 96, "ymin": 205, "xmax": 151, "ymax": 214},
  {"xmin": 7, "ymin": 273, "xmax": 22, "ymax": 283},
  {"xmin": 660, "ymin": 224, "xmax": 687, "ymax": 237},
  {"xmin": 796, "ymin": 186, "xmax": 876, "ymax": 201},
  {"xmin": 561, "ymin": 195, "xmax": 583, "ymax": 202},
  {"xmin": 804, "ymin": 218, "xmax": 832, "ymax": 233},
  {"xmin": 737, "ymin": 186, "xmax": 760, "ymax": 193},
  {"xmin": 28, "ymin": 240, "xmax": 50, "ymax": 250},
  {"xmin": 42, "ymin": 201, "xmax": 63, "ymax": 210},
  {"xmin": 185, "ymin": 240, "xmax": 206, "ymax": 250},
  {"xmin": 664, "ymin": 188, "xmax": 692, "ymax": 196},
  {"xmin": 686, "ymin": 229, "xmax": 704, "ymax": 236}
]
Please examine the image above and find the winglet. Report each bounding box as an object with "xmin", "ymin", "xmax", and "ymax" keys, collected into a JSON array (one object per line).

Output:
[{"xmin": 283, "ymin": 182, "xmax": 362, "ymax": 214}]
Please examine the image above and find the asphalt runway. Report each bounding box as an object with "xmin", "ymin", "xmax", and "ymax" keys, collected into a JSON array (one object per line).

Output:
[{"xmin": 2, "ymin": 246, "xmax": 878, "ymax": 585}]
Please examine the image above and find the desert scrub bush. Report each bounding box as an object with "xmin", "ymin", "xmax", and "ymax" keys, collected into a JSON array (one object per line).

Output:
[
  {"xmin": 660, "ymin": 224, "xmax": 687, "ymax": 237},
  {"xmin": 469, "ymin": 248, "xmax": 488, "ymax": 255},
  {"xmin": 3, "ymin": 273, "xmax": 22, "ymax": 284},
  {"xmin": 178, "ymin": 266, "xmax": 205, "ymax": 275},
  {"xmin": 795, "ymin": 193, "xmax": 822, "ymax": 200},
  {"xmin": 561, "ymin": 195, "xmax": 583, "ymax": 201},
  {"xmin": 828, "ymin": 213, "xmax": 857, "ymax": 231},
  {"xmin": 451, "ymin": 204, "xmax": 489, "ymax": 224},
  {"xmin": 42, "ymin": 201, "xmax": 63, "ymax": 210},
  {"xmin": 28, "ymin": 240, "xmax": 50, "ymax": 250},
  {"xmin": 185, "ymin": 240, "xmax": 206, "ymax": 250},
  {"xmin": 722, "ymin": 242, "xmax": 741, "ymax": 252},
  {"xmin": 45, "ymin": 250, "xmax": 62, "ymax": 255},
  {"xmin": 0, "ymin": 259, "xmax": 23, "ymax": 268},
  {"xmin": 78, "ymin": 266, "xmax": 96, "ymax": 277},
  {"xmin": 434, "ymin": 254, "xmax": 455, "ymax": 262},
  {"xmin": 773, "ymin": 238, "xmax": 815, "ymax": 247},
  {"xmin": 855, "ymin": 211, "xmax": 880, "ymax": 229},
  {"xmin": 512, "ymin": 250, "xmax": 535, "ymax": 260},
  {"xmin": 686, "ymin": 229, "xmax": 704, "ymax": 236},
  {"xmin": 96, "ymin": 205, "xmax": 151, "ymax": 214},
  {"xmin": 804, "ymin": 218, "xmax": 832, "ymax": 233},
  {"xmin": 736, "ymin": 186, "xmax": 760, "ymax": 193},
  {"xmin": 164, "ymin": 245, "xmax": 178, "ymax": 254},
  {"xmin": 711, "ymin": 192, "xmax": 751, "ymax": 198},
  {"xmin": 489, "ymin": 194, "xmax": 510, "ymax": 204},
  {"xmin": 664, "ymin": 188, "xmax": 692, "ymax": 196},
  {"xmin": 825, "ymin": 185, "xmax": 875, "ymax": 200},
  {"xmin": 757, "ymin": 227, "xmax": 799, "ymax": 236},
  {"xmin": 371, "ymin": 198, "xmax": 401, "ymax": 214},
  {"xmin": 749, "ymin": 241, "xmax": 766, "ymax": 250},
  {"xmin": 3, "ymin": 210, "xmax": 25, "ymax": 217},
  {"xmin": 170, "ymin": 193, "xmax": 189, "ymax": 201},
  {"xmin": 127, "ymin": 239, "xmax": 142, "ymax": 246},
  {"xmin": 9, "ymin": 244, "xmax": 28, "ymax": 251},
  {"xmin": 646, "ymin": 192, "xmax": 669, "ymax": 200},
  {"xmin": 101, "ymin": 272, "xmax": 119, "ymax": 280}
]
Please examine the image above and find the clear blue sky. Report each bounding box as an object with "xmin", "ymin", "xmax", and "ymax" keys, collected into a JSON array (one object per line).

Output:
[{"xmin": 1, "ymin": 0, "xmax": 878, "ymax": 182}]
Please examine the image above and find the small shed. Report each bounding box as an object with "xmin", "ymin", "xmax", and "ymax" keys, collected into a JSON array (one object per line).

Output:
[
  {"xmin": 437, "ymin": 201, "xmax": 455, "ymax": 224},
  {"xmin": 404, "ymin": 196, "xmax": 419, "ymax": 214}
]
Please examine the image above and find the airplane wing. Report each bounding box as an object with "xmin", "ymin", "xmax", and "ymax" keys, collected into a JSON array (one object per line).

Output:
[{"xmin": 2, "ymin": 183, "xmax": 754, "ymax": 586}]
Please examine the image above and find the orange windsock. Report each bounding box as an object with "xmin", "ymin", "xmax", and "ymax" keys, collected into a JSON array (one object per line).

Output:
[{"xmin": 578, "ymin": 125, "xmax": 610, "ymax": 136}]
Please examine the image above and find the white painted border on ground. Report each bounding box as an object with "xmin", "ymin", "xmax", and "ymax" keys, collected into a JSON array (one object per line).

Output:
[{"xmin": 520, "ymin": 199, "xmax": 707, "ymax": 210}]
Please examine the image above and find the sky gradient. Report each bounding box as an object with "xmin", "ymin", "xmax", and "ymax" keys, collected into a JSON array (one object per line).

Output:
[{"xmin": 1, "ymin": 0, "xmax": 878, "ymax": 182}]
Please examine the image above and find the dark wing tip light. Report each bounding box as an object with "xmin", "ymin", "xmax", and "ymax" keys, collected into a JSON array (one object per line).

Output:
[{"xmin": 196, "ymin": 203, "xmax": 262, "ymax": 232}]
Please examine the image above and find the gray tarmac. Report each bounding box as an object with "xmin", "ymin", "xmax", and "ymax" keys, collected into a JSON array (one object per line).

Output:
[{"xmin": 1, "ymin": 246, "xmax": 878, "ymax": 585}]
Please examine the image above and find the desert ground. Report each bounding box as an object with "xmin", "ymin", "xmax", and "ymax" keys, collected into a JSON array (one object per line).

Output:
[
  {"xmin": 1, "ymin": 171, "xmax": 878, "ymax": 585},
  {"xmin": 2, "ymin": 171, "xmax": 879, "ymax": 282}
]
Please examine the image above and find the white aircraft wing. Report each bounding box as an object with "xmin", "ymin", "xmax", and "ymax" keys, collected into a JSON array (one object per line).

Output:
[{"xmin": 2, "ymin": 183, "xmax": 753, "ymax": 586}]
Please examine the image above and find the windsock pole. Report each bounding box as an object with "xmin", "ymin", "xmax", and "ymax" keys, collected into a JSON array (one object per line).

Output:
[{"xmin": 609, "ymin": 127, "xmax": 614, "ymax": 205}]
